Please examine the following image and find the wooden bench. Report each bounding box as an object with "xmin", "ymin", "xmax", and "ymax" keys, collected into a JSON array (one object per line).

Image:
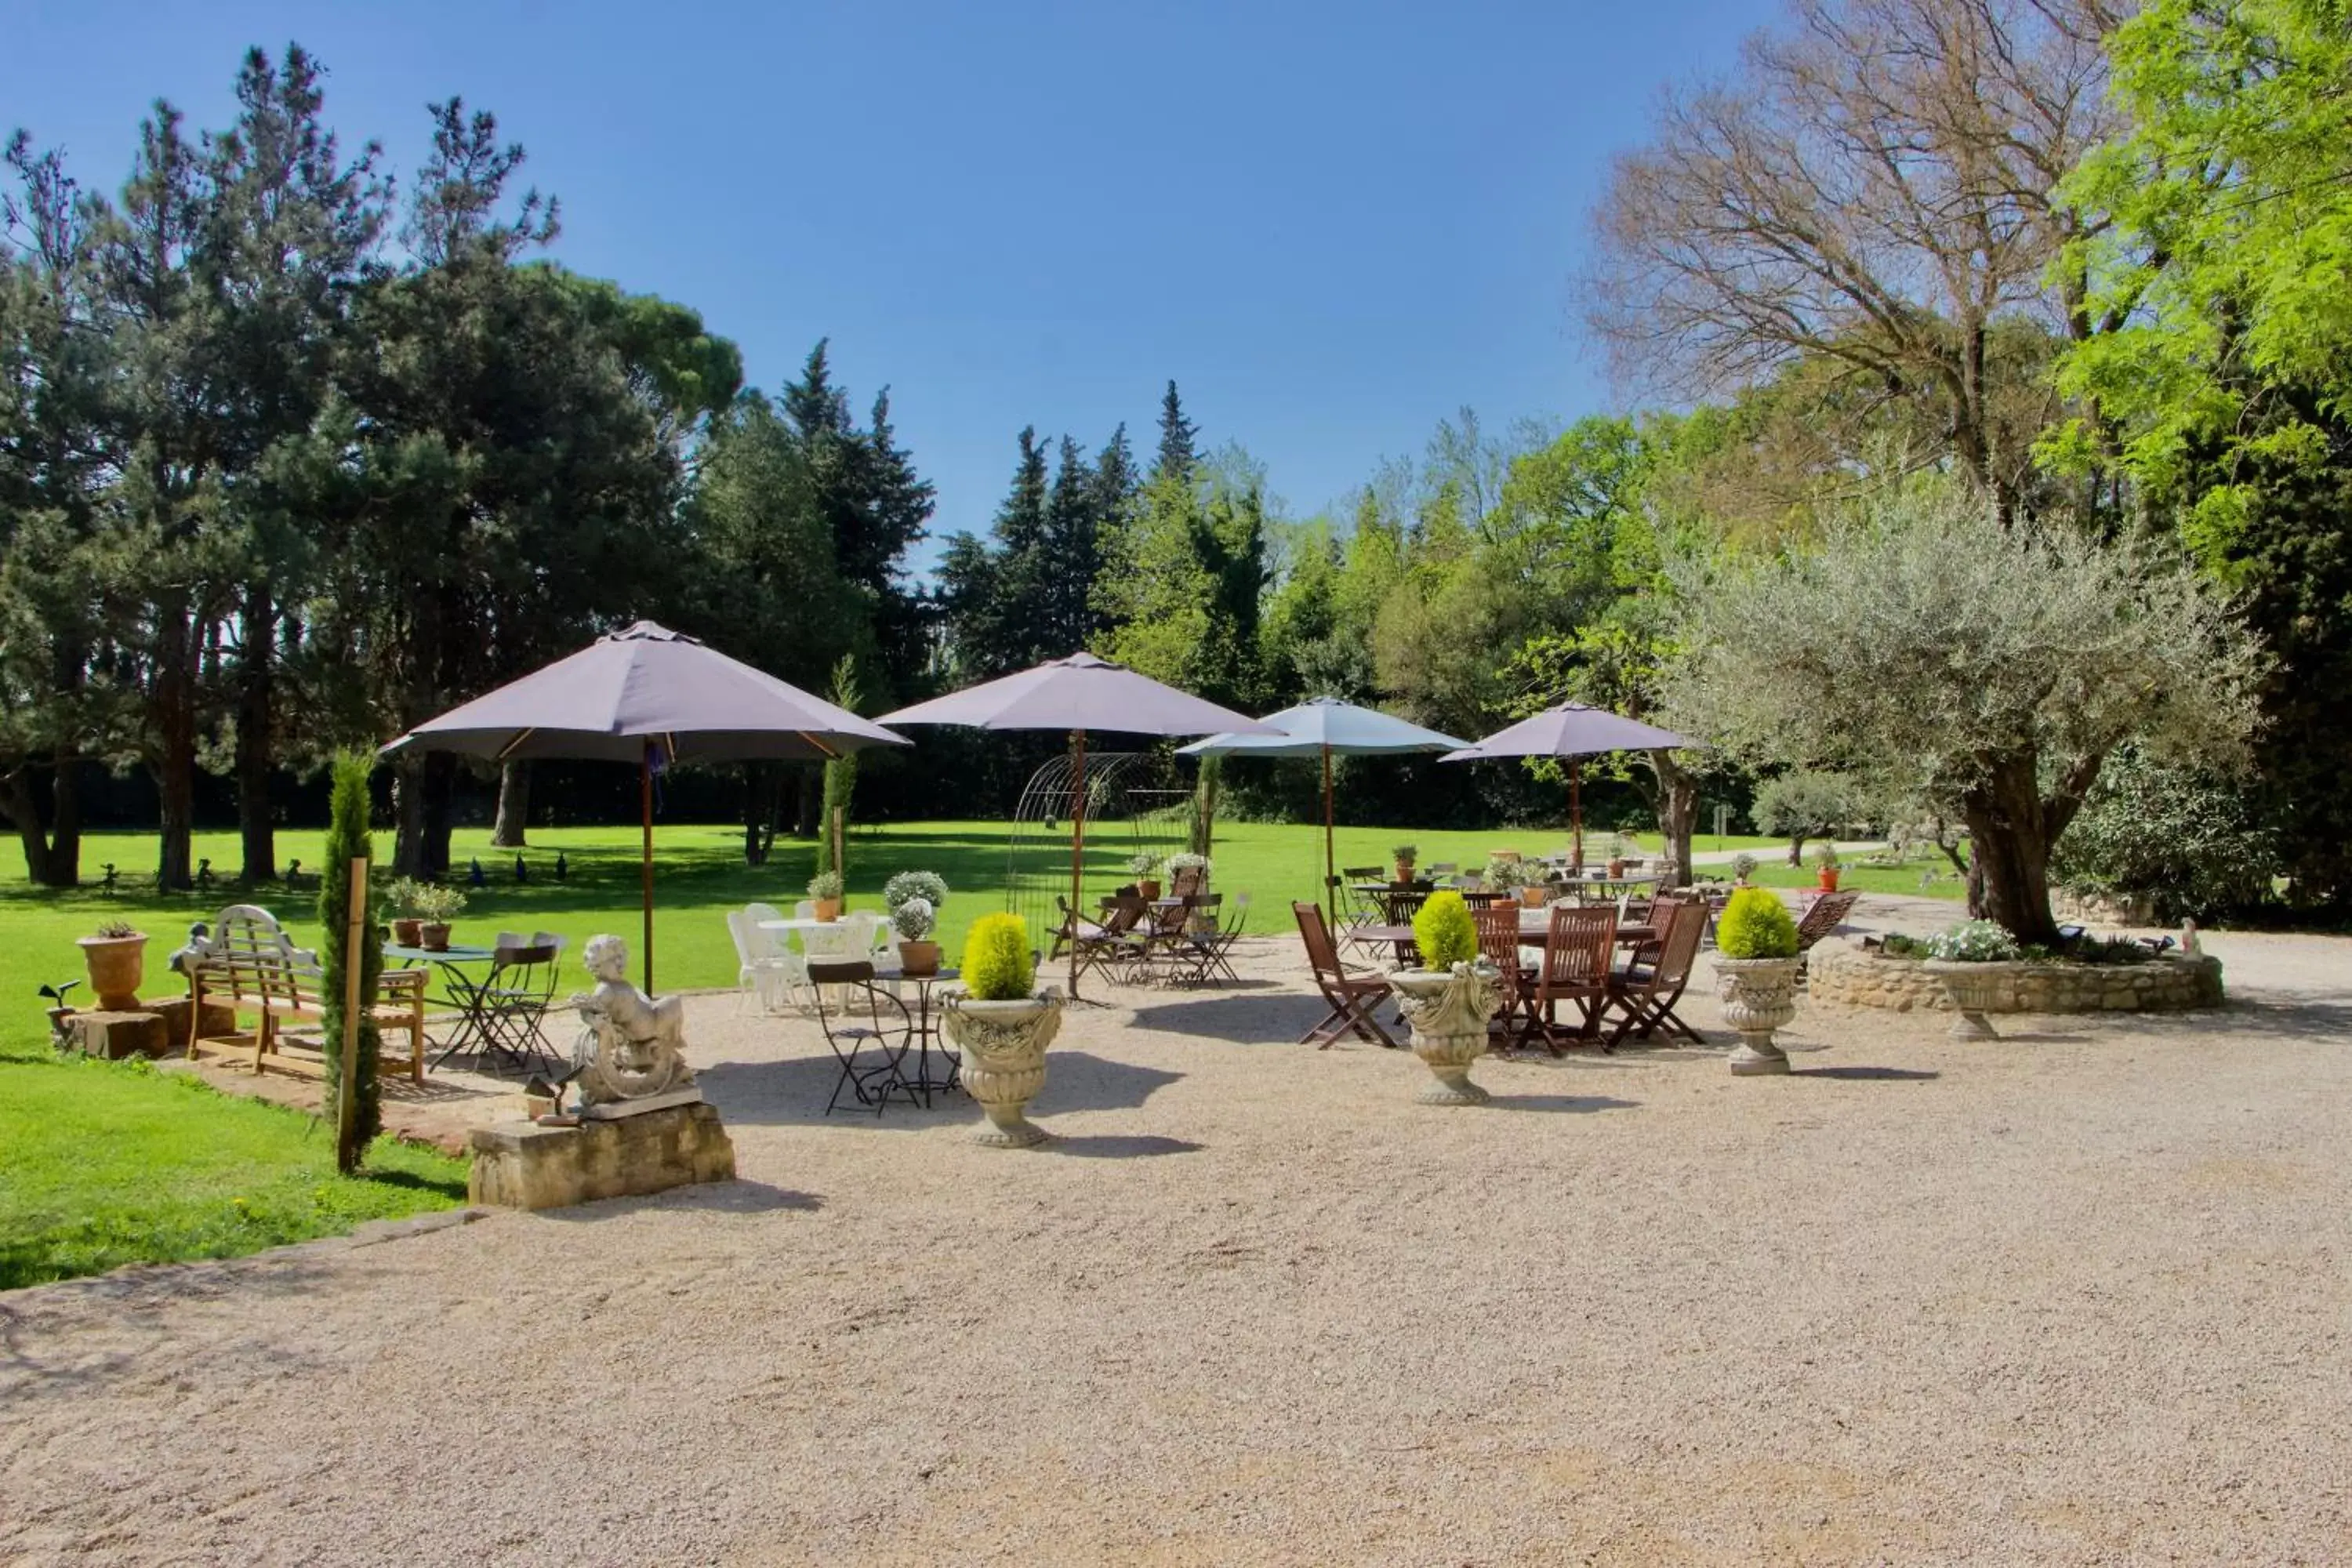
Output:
[{"xmin": 183, "ymin": 905, "xmax": 428, "ymax": 1084}]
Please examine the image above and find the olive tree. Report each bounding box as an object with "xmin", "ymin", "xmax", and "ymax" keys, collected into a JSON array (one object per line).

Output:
[
  {"xmin": 1750, "ymin": 771, "xmax": 1859, "ymax": 866},
  {"xmin": 1661, "ymin": 485, "xmax": 2263, "ymax": 945}
]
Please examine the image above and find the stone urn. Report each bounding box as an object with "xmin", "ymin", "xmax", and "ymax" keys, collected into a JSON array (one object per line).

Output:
[
  {"xmin": 1922, "ymin": 960, "xmax": 2005, "ymax": 1040},
  {"xmin": 941, "ymin": 991, "xmax": 1065, "ymax": 1148},
  {"xmin": 1715, "ymin": 956, "xmax": 1801, "ymax": 1076},
  {"xmin": 1388, "ymin": 960, "xmax": 1502, "ymax": 1105},
  {"xmin": 78, "ymin": 931, "xmax": 148, "ymax": 1011}
]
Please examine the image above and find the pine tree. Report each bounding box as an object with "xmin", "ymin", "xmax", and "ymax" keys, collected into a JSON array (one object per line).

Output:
[
  {"xmin": 1042, "ymin": 434, "xmax": 1102, "ymax": 656},
  {"xmin": 1153, "ymin": 379, "xmax": 1198, "ymax": 484},
  {"xmin": 318, "ymin": 752, "xmax": 382, "ymax": 1171}
]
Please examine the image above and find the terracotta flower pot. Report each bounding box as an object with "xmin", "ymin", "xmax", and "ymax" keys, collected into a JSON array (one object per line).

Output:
[
  {"xmin": 898, "ymin": 938, "xmax": 940, "ymax": 978},
  {"xmin": 419, "ymin": 921, "xmax": 452, "ymax": 953},
  {"xmin": 78, "ymin": 933, "xmax": 147, "ymax": 1011},
  {"xmin": 1519, "ymin": 886, "xmax": 1548, "ymax": 909},
  {"xmin": 1715, "ymin": 956, "xmax": 1801, "ymax": 1075},
  {"xmin": 1607, "ymin": 858, "xmax": 1627, "ymax": 878},
  {"xmin": 1136, "ymin": 878, "xmax": 1162, "ymax": 902},
  {"xmin": 941, "ymin": 993, "xmax": 1065, "ymax": 1148},
  {"xmin": 1817, "ymin": 867, "xmax": 1842, "ymax": 892},
  {"xmin": 815, "ymin": 898, "xmax": 842, "ymax": 923},
  {"xmin": 1388, "ymin": 960, "xmax": 1502, "ymax": 1105},
  {"xmin": 1394, "ymin": 862, "xmax": 1416, "ymax": 884},
  {"xmin": 390, "ymin": 917, "xmax": 423, "ymax": 947}
]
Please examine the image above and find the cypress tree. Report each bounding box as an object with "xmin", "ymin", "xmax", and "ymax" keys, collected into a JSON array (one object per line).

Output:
[
  {"xmin": 815, "ymin": 655, "xmax": 862, "ymax": 880},
  {"xmin": 318, "ymin": 752, "xmax": 383, "ymax": 1172},
  {"xmin": 1153, "ymin": 380, "xmax": 1198, "ymax": 484}
]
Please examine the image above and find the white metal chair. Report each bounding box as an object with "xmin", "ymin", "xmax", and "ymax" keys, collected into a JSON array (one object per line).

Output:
[{"xmin": 727, "ymin": 909, "xmax": 804, "ymax": 1014}]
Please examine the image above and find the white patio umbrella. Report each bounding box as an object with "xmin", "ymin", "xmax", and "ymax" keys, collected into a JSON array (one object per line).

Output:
[
  {"xmin": 1178, "ymin": 697, "xmax": 1467, "ymax": 925},
  {"xmin": 877, "ymin": 654, "xmax": 1272, "ymax": 998},
  {"xmin": 1441, "ymin": 702, "xmax": 1694, "ymax": 869},
  {"xmin": 385, "ymin": 621, "xmax": 909, "ymax": 989}
]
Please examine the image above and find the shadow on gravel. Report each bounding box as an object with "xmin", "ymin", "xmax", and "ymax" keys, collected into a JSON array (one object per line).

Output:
[
  {"xmin": 1127, "ymin": 996, "xmax": 1323, "ymax": 1044},
  {"xmin": 536, "ymin": 1181, "xmax": 824, "ymax": 1222},
  {"xmin": 699, "ymin": 1050, "xmax": 1181, "ymax": 1127},
  {"xmin": 1043, "ymin": 1134, "xmax": 1203, "ymax": 1160},
  {"xmin": 1792, "ymin": 1065, "xmax": 1940, "ymax": 1081},
  {"xmin": 1488, "ymin": 1094, "xmax": 1642, "ymax": 1114}
]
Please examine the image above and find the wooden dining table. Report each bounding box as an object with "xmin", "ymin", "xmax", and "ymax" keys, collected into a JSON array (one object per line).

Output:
[{"xmin": 1356, "ymin": 919, "xmax": 1658, "ymax": 966}]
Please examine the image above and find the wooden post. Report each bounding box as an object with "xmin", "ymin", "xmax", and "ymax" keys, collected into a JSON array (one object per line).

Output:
[
  {"xmin": 641, "ymin": 744, "xmax": 656, "ymax": 993},
  {"xmin": 1323, "ymin": 744, "xmax": 1337, "ymax": 929},
  {"xmin": 830, "ymin": 806, "xmax": 846, "ymax": 894},
  {"xmin": 339, "ymin": 856, "xmax": 368, "ymax": 1161},
  {"xmin": 1068, "ymin": 728, "xmax": 1087, "ymax": 999},
  {"xmin": 1570, "ymin": 758, "xmax": 1584, "ymax": 871}
]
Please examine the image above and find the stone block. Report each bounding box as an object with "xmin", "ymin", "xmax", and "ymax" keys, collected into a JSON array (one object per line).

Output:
[
  {"xmin": 147, "ymin": 996, "xmax": 238, "ymax": 1053},
  {"xmin": 63, "ymin": 1010, "xmax": 169, "ymax": 1060},
  {"xmin": 467, "ymin": 1101, "xmax": 736, "ymax": 1210}
]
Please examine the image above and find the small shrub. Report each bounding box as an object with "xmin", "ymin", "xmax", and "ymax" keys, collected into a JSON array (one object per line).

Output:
[
  {"xmin": 890, "ymin": 897, "xmax": 935, "ymax": 942},
  {"xmin": 408, "ymin": 883, "xmax": 466, "ymax": 921},
  {"xmin": 2051, "ymin": 746, "xmax": 2276, "ymax": 922},
  {"xmin": 1716, "ymin": 887, "xmax": 1799, "ymax": 959},
  {"xmin": 1481, "ymin": 855, "xmax": 1534, "ymax": 891},
  {"xmin": 1127, "ymin": 851, "xmax": 1161, "ymax": 877},
  {"xmin": 1926, "ymin": 920, "xmax": 2020, "ymax": 962},
  {"xmin": 1882, "ymin": 933, "xmax": 1933, "ymax": 958},
  {"xmin": 376, "ymin": 875, "xmax": 426, "ymax": 918},
  {"xmin": 1811, "ymin": 841, "xmax": 1842, "ymax": 869},
  {"xmin": 91, "ymin": 920, "xmax": 140, "ymax": 940},
  {"xmin": 807, "ymin": 869, "xmax": 844, "ymax": 901},
  {"xmin": 881, "ymin": 870, "xmax": 948, "ymax": 913},
  {"xmin": 960, "ymin": 913, "xmax": 1036, "ymax": 1000},
  {"xmin": 1411, "ymin": 891, "xmax": 1479, "ymax": 970},
  {"xmin": 1731, "ymin": 851, "xmax": 1759, "ymax": 881},
  {"xmin": 1390, "ymin": 844, "xmax": 1417, "ymax": 864}
]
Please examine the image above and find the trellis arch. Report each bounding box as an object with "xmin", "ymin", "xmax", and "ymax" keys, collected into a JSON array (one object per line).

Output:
[{"xmin": 1001, "ymin": 751, "xmax": 1191, "ymax": 938}]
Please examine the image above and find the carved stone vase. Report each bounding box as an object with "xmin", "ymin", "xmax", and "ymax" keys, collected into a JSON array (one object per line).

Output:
[
  {"xmin": 1389, "ymin": 960, "xmax": 1501, "ymax": 1105},
  {"xmin": 1715, "ymin": 956, "xmax": 1801, "ymax": 1075},
  {"xmin": 1922, "ymin": 960, "xmax": 2005, "ymax": 1041},
  {"xmin": 941, "ymin": 992, "xmax": 1065, "ymax": 1148}
]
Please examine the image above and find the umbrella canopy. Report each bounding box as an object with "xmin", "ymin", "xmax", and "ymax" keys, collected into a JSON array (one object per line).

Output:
[
  {"xmin": 878, "ymin": 653, "xmax": 1269, "ymax": 996},
  {"xmin": 1178, "ymin": 698, "xmax": 1467, "ymax": 923},
  {"xmin": 385, "ymin": 620, "xmax": 909, "ymax": 763},
  {"xmin": 1443, "ymin": 702, "xmax": 1696, "ymax": 870},
  {"xmin": 1176, "ymin": 696, "xmax": 1468, "ymax": 759},
  {"xmin": 386, "ymin": 622, "xmax": 908, "ymax": 990}
]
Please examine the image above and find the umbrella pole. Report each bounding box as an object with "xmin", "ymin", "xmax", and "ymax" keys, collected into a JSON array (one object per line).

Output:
[
  {"xmin": 641, "ymin": 743, "xmax": 655, "ymax": 993},
  {"xmin": 1069, "ymin": 728, "xmax": 1086, "ymax": 1000},
  {"xmin": 1323, "ymin": 744, "xmax": 1336, "ymax": 929},
  {"xmin": 1571, "ymin": 757, "xmax": 1583, "ymax": 873}
]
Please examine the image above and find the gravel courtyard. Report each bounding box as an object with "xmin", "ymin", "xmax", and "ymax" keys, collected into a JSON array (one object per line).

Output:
[{"xmin": 5, "ymin": 924, "xmax": 2349, "ymax": 1565}]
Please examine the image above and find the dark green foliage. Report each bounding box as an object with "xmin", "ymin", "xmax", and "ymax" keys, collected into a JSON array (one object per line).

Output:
[
  {"xmin": 2051, "ymin": 746, "xmax": 2278, "ymax": 923},
  {"xmin": 317, "ymin": 753, "xmax": 382, "ymax": 1171},
  {"xmin": 1153, "ymin": 379, "xmax": 1197, "ymax": 484},
  {"xmin": 815, "ymin": 656, "xmax": 862, "ymax": 880}
]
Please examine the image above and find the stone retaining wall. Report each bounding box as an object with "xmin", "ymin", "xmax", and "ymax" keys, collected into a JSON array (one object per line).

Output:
[{"xmin": 1808, "ymin": 940, "xmax": 2224, "ymax": 1014}]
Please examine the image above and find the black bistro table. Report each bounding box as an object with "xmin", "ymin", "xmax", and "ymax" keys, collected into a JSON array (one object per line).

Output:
[
  {"xmin": 384, "ymin": 942, "xmax": 501, "ymax": 1068},
  {"xmin": 873, "ymin": 964, "xmax": 962, "ymax": 1099}
]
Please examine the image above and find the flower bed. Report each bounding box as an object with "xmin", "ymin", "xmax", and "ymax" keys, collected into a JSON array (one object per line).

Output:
[{"xmin": 1809, "ymin": 940, "xmax": 2224, "ymax": 1014}]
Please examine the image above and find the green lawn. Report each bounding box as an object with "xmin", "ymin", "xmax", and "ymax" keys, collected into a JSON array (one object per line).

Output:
[{"xmin": 1738, "ymin": 848, "xmax": 1968, "ymax": 903}]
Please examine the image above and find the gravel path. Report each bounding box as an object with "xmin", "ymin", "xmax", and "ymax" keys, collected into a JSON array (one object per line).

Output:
[{"xmin": 5, "ymin": 925, "xmax": 2349, "ymax": 1565}]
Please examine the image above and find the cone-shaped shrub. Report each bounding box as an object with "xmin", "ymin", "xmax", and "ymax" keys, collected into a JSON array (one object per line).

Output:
[
  {"xmin": 318, "ymin": 753, "xmax": 383, "ymax": 1171},
  {"xmin": 1411, "ymin": 891, "xmax": 1479, "ymax": 970},
  {"xmin": 960, "ymin": 913, "xmax": 1036, "ymax": 1000},
  {"xmin": 1717, "ymin": 887, "xmax": 1799, "ymax": 959}
]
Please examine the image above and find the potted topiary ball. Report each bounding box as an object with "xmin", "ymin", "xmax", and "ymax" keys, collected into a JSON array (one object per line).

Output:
[
  {"xmin": 1388, "ymin": 890, "xmax": 1501, "ymax": 1105},
  {"xmin": 941, "ymin": 913, "xmax": 1064, "ymax": 1147},
  {"xmin": 78, "ymin": 919, "xmax": 149, "ymax": 1011},
  {"xmin": 808, "ymin": 869, "xmax": 844, "ymax": 923},
  {"xmin": 1715, "ymin": 887, "xmax": 1802, "ymax": 1076},
  {"xmin": 891, "ymin": 896, "xmax": 940, "ymax": 977}
]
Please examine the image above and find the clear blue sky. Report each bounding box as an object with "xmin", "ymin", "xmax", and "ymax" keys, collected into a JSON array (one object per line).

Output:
[{"xmin": 4, "ymin": 0, "xmax": 1777, "ymax": 566}]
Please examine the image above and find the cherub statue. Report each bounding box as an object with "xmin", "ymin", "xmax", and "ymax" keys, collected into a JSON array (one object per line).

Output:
[{"xmin": 568, "ymin": 934, "xmax": 695, "ymax": 1107}]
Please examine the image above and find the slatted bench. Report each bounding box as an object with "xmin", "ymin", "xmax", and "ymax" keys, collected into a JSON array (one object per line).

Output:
[{"xmin": 183, "ymin": 905, "xmax": 428, "ymax": 1084}]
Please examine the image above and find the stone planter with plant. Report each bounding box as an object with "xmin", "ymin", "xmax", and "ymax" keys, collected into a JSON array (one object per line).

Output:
[
  {"xmin": 1714, "ymin": 887, "xmax": 1802, "ymax": 1076},
  {"xmin": 408, "ymin": 884, "xmax": 467, "ymax": 953},
  {"xmin": 808, "ymin": 869, "xmax": 844, "ymax": 923},
  {"xmin": 1920, "ymin": 920, "xmax": 2021, "ymax": 1040},
  {"xmin": 78, "ymin": 920, "xmax": 149, "ymax": 1011},
  {"xmin": 941, "ymin": 913, "xmax": 1063, "ymax": 1147},
  {"xmin": 1388, "ymin": 890, "xmax": 1501, "ymax": 1105}
]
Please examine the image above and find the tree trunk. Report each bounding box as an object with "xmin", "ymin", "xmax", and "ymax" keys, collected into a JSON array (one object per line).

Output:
[
  {"xmin": 420, "ymin": 753, "xmax": 456, "ymax": 880},
  {"xmin": 1646, "ymin": 750, "xmax": 1697, "ymax": 887},
  {"xmin": 792, "ymin": 765, "xmax": 822, "ymax": 838},
  {"xmin": 236, "ymin": 586, "xmax": 277, "ymax": 882},
  {"xmin": 3, "ymin": 770, "xmax": 60, "ymax": 885},
  {"xmin": 151, "ymin": 599, "xmax": 198, "ymax": 892},
  {"xmin": 1959, "ymin": 753, "xmax": 2060, "ymax": 946},
  {"xmin": 1788, "ymin": 833, "xmax": 1808, "ymax": 867},
  {"xmin": 490, "ymin": 760, "xmax": 532, "ymax": 848},
  {"xmin": 391, "ymin": 752, "xmax": 456, "ymax": 880},
  {"xmin": 742, "ymin": 763, "xmax": 771, "ymax": 866},
  {"xmin": 49, "ymin": 753, "xmax": 81, "ymax": 887}
]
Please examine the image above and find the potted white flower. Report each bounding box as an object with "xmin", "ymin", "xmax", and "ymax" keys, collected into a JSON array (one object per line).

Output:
[
  {"xmin": 891, "ymin": 897, "xmax": 939, "ymax": 976},
  {"xmin": 1714, "ymin": 887, "xmax": 1801, "ymax": 1076},
  {"xmin": 1128, "ymin": 853, "xmax": 1163, "ymax": 902}
]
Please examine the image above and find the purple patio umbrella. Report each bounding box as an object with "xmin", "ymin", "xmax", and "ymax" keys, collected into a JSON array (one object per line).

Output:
[
  {"xmin": 1441, "ymin": 702, "xmax": 1694, "ymax": 869},
  {"xmin": 878, "ymin": 654, "xmax": 1272, "ymax": 997},
  {"xmin": 386, "ymin": 621, "xmax": 908, "ymax": 989}
]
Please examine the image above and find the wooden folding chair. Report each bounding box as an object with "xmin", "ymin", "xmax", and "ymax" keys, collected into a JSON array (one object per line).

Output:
[
  {"xmin": 1523, "ymin": 905, "xmax": 1619, "ymax": 1054},
  {"xmin": 1602, "ymin": 898, "xmax": 1709, "ymax": 1047},
  {"xmin": 1472, "ymin": 903, "xmax": 1540, "ymax": 1048},
  {"xmin": 1293, "ymin": 902, "xmax": 1399, "ymax": 1050}
]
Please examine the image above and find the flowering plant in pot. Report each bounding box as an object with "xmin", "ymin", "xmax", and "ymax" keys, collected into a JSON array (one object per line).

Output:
[
  {"xmin": 1922, "ymin": 919, "xmax": 2023, "ymax": 1040},
  {"xmin": 408, "ymin": 884, "xmax": 468, "ymax": 952},
  {"xmin": 889, "ymin": 896, "xmax": 940, "ymax": 976},
  {"xmin": 1388, "ymin": 891, "xmax": 1501, "ymax": 1105},
  {"xmin": 808, "ymin": 869, "xmax": 844, "ymax": 922},
  {"xmin": 941, "ymin": 913, "xmax": 1063, "ymax": 1148},
  {"xmin": 78, "ymin": 919, "xmax": 149, "ymax": 1011},
  {"xmin": 1812, "ymin": 840, "xmax": 1842, "ymax": 892},
  {"xmin": 882, "ymin": 869, "xmax": 949, "ymax": 920},
  {"xmin": 1165, "ymin": 851, "xmax": 1210, "ymax": 900},
  {"xmin": 1714, "ymin": 887, "xmax": 1801, "ymax": 1076},
  {"xmin": 1391, "ymin": 844, "xmax": 1419, "ymax": 884},
  {"xmin": 1731, "ymin": 851, "xmax": 1759, "ymax": 887},
  {"xmin": 1484, "ymin": 854, "xmax": 1548, "ymax": 908},
  {"xmin": 1128, "ymin": 852, "xmax": 1163, "ymax": 901}
]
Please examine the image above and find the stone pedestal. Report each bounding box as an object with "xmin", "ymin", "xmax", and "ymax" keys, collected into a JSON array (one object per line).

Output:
[
  {"xmin": 148, "ymin": 996, "xmax": 237, "ymax": 1054},
  {"xmin": 467, "ymin": 1100, "xmax": 736, "ymax": 1210},
  {"xmin": 63, "ymin": 1009, "xmax": 169, "ymax": 1060}
]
